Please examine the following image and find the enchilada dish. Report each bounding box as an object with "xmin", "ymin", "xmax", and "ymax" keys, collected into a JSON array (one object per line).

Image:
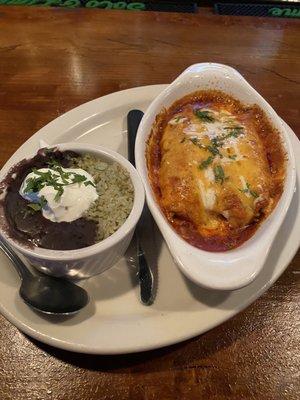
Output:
[{"xmin": 146, "ymin": 90, "xmax": 286, "ymax": 251}]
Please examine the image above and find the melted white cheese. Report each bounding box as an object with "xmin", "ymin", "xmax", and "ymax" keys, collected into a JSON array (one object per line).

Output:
[
  {"xmin": 183, "ymin": 108, "xmax": 245, "ymax": 148},
  {"xmin": 198, "ymin": 180, "xmax": 216, "ymax": 210},
  {"xmin": 222, "ymin": 210, "xmax": 230, "ymax": 220},
  {"xmin": 254, "ymin": 194, "xmax": 264, "ymax": 206},
  {"xmin": 222, "ymin": 142, "xmax": 244, "ymax": 163},
  {"xmin": 239, "ymin": 175, "xmax": 251, "ymax": 198},
  {"xmin": 183, "ymin": 123, "xmax": 202, "ymax": 135},
  {"xmin": 168, "ymin": 116, "xmax": 188, "ymax": 125},
  {"xmin": 204, "ymin": 167, "xmax": 215, "ymax": 183}
]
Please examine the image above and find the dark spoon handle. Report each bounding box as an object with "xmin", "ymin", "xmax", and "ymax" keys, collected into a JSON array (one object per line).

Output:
[{"xmin": 0, "ymin": 239, "xmax": 32, "ymax": 280}]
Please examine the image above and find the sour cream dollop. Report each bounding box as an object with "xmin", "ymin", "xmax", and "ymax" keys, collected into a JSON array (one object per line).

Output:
[{"xmin": 19, "ymin": 167, "xmax": 98, "ymax": 223}]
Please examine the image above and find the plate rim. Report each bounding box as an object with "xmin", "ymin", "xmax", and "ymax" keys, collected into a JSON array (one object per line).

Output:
[{"xmin": 0, "ymin": 84, "xmax": 299, "ymax": 354}]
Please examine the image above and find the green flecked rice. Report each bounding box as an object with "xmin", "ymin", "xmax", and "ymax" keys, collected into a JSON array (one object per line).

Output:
[{"xmin": 70, "ymin": 154, "xmax": 134, "ymax": 241}]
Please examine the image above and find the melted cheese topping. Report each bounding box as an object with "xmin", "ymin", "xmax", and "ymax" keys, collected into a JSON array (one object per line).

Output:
[{"xmin": 147, "ymin": 90, "xmax": 285, "ymax": 251}]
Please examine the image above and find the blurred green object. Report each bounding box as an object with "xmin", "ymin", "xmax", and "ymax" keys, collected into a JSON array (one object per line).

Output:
[{"xmin": 0, "ymin": 0, "xmax": 146, "ymax": 8}]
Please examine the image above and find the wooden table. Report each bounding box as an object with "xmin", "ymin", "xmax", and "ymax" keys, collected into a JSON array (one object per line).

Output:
[{"xmin": 0, "ymin": 6, "xmax": 299, "ymax": 400}]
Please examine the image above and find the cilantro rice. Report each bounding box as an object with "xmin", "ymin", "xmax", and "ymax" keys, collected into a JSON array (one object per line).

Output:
[{"xmin": 70, "ymin": 154, "xmax": 134, "ymax": 241}]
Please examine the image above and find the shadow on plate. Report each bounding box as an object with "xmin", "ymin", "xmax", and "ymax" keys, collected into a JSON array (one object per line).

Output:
[{"xmin": 182, "ymin": 275, "xmax": 230, "ymax": 307}]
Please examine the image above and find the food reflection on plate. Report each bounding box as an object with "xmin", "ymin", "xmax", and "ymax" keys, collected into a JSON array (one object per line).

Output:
[{"xmin": 146, "ymin": 90, "xmax": 286, "ymax": 252}]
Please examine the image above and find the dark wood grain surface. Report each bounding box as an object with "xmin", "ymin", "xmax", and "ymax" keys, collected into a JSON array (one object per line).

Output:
[{"xmin": 0, "ymin": 6, "xmax": 299, "ymax": 400}]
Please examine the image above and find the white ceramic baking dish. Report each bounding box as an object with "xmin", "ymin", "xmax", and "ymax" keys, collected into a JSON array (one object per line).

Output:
[{"xmin": 135, "ymin": 63, "xmax": 296, "ymax": 290}]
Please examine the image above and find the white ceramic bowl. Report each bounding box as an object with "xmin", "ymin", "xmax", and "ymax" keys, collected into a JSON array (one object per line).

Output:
[
  {"xmin": 0, "ymin": 142, "xmax": 145, "ymax": 279},
  {"xmin": 135, "ymin": 63, "xmax": 296, "ymax": 291}
]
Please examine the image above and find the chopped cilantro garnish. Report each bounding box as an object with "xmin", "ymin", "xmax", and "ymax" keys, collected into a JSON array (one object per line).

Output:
[
  {"xmin": 194, "ymin": 109, "xmax": 215, "ymax": 123},
  {"xmin": 214, "ymin": 165, "xmax": 226, "ymax": 184},
  {"xmin": 207, "ymin": 145, "xmax": 222, "ymax": 157},
  {"xmin": 211, "ymin": 137, "xmax": 221, "ymax": 147},
  {"xmin": 23, "ymin": 178, "xmax": 37, "ymax": 193},
  {"xmin": 190, "ymin": 137, "xmax": 198, "ymax": 145},
  {"xmin": 239, "ymin": 182, "xmax": 259, "ymax": 198},
  {"xmin": 189, "ymin": 138, "xmax": 207, "ymax": 149},
  {"xmin": 199, "ymin": 156, "xmax": 214, "ymax": 170},
  {"xmin": 43, "ymin": 147, "xmax": 56, "ymax": 155},
  {"xmin": 230, "ymin": 128, "xmax": 243, "ymax": 138},
  {"xmin": 53, "ymin": 185, "xmax": 63, "ymax": 201},
  {"xmin": 54, "ymin": 186, "xmax": 63, "ymax": 202},
  {"xmin": 24, "ymin": 176, "xmax": 47, "ymax": 193},
  {"xmin": 210, "ymin": 127, "xmax": 244, "ymax": 149},
  {"xmin": 206, "ymin": 145, "xmax": 218, "ymax": 156},
  {"xmin": 72, "ymin": 174, "xmax": 87, "ymax": 184},
  {"xmin": 224, "ymin": 126, "xmax": 243, "ymax": 130},
  {"xmin": 189, "ymin": 122, "xmax": 244, "ymax": 166},
  {"xmin": 223, "ymin": 128, "xmax": 243, "ymax": 141},
  {"xmin": 249, "ymin": 189, "xmax": 259, "ymax": 198},
  {"xmin": 47, "ymin": 158, "xmax": 60, "ymax": 168},
  {"xmin": 190, "ymin": 137, "xmax": 222, "ymax": 160},
  {"xmin": 24, "ymin": 163, "xmax": 96, "ymax": 203},
  {"xmin": 84, "ymin": 180, "xmax": 96, "ymax": 188},
  {"xmin": 27, "ymin": 195, "xmax": 48, "ymax": 213},
  {"xmin": 27, "ymin": 203, "xmax": 42, "ymax": 212},
  {"xmin": 39, "ymin": 195, "xmax": 47, "ymax": 208},
  {"xmin": 53, "ymin": 166, "xmax": 72, "ymax": 183}
]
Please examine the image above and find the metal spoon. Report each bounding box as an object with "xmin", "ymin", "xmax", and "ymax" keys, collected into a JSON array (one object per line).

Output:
[{"xmin": 0, "ymin": 239, "xmax": 89, "ymax": 315}]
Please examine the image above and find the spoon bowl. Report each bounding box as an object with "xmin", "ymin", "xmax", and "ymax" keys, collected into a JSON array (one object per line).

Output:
[
  {"xmin": 0, "ymin": 239, "xmax": 89, "ymax": 315},
  {"xmin": 20, "ymin": 274, "xmax": 89, "ymax": 315}
]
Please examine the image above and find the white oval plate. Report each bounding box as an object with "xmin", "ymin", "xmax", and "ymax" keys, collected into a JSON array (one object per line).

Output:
[{"xmin": 0, "ymin": 85, "xmax": 299, "ymax": 354}]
